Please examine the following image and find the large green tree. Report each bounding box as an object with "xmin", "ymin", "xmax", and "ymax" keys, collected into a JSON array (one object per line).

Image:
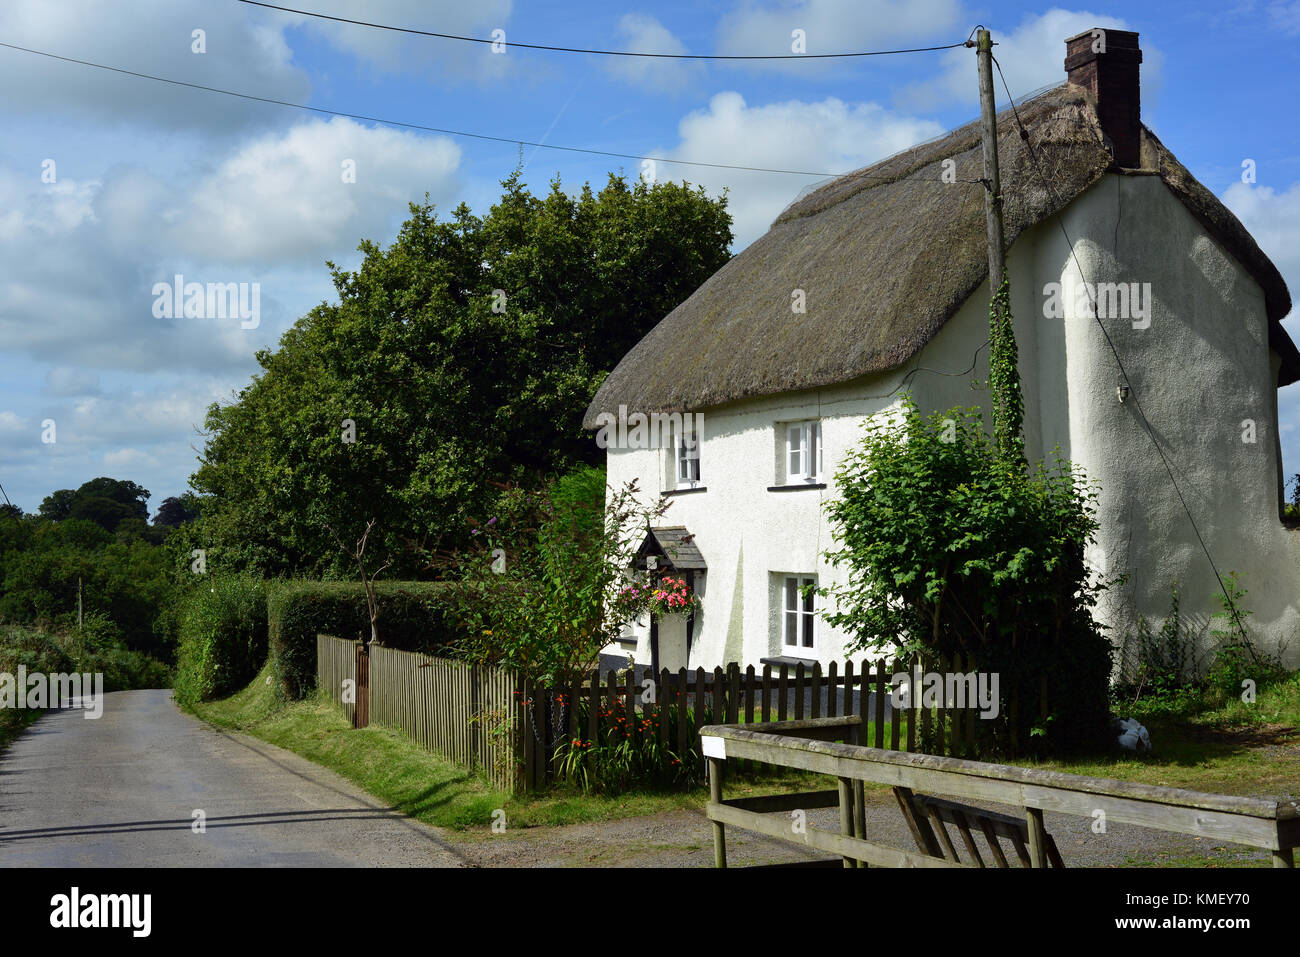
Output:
[
  {"xmin": 190, "ymin": 172, "xmax": 732, "ymax": 578},
  {"xmin": 39, "ymin": 477, "xmax": 150, "ymax": 531}
]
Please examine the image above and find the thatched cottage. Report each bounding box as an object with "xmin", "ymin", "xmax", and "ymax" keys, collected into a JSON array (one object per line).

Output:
[{"xmin": 585, "ymin": 29, "xmax": 1300, "ymax": 675}]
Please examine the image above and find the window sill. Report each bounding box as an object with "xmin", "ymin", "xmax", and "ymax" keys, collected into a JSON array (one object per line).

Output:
[
  {"xmin": 761, "ymin": 655, "xmax": 819, "ymax": 668},
  {"xmin": 767, "ymin": 482, "xmax": 827, "ymax": 492},
  {"xmin": 663, "ymin": 486, "xmax": 708, "ymax": 496}
]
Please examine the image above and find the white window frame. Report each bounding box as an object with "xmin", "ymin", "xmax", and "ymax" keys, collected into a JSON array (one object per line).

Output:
[
  {"xmin": 785, "ymin": 420, "xmax": 823, "ymax": 483},
  {"xmin": 675, "ymin": 420, "xmax": 701, "ymax": 487},
  {"xmin": 782, "ymin": 575, "xmax": 817, "ymax": 651}
]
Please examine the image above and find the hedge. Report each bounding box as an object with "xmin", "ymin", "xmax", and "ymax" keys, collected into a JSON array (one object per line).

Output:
[
  {"xmin": 267, "ymin": 580, "xmax": 468, "ymax": 699},
  {"xmin": 173, "ymin": 576, "xmax": 268, "ymax": 706}
]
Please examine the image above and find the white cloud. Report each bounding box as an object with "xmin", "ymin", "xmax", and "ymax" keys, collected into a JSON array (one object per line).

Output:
[
  {"xmin": 0, "ymin": 411, "xmax": 25, "ymax": 437},
  {"xmin": 0, "ymin": 118, "xmax": 462, "ymax": 374},
  {"xmin": 178, "ymin": 118, "xmax": 462, "ymax": 263},
  {"xmin": 1222, "ymin": 181, "xmax": 1300, "ymax": 297},
  {"xmin": 0, "ymin": 378, "xmax": 232, "ymax": 509},
  {"xmin": 1267, "ymin": 1, "xmax": 1300, "ymax": 34},
  {"xmin": 0, "ymin": 0, "xmax": 310, "ymax": 132},
  {"xmin": 1222, "ymin": 179, "xmax": 1300, "ymax": 470},
  {"xmin": 898, "ymin": 9, "xmax": 1159, "ymax": 111},
  {"xmin": 602, "ymin": 14, "xmax": 702, "ymax": 94},
  {"xmin": 44, "ymin": 382, "xmax": 228, "ymax": 450},
  {"xmin": 715, "ymin": 0, "xmax": 965, "ymax": 71},
  {"xmin": 290, "ymin": 0, "xmax": 515, "ymax": 80},
  {"xmin": 44, "ymin": 368, "xmax": 102, "ymax": 398},
  {"xmin": 661, "ymin": 92, "xmax": 944, "ymax": 248},
  {"xmin": 104, "ymin": 448, "xmax": 160, "ymax": 470}
]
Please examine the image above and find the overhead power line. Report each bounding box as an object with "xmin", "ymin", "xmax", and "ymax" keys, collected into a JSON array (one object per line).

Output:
[
  {"xmin": 237, "ymin": 1, "xmax": 972, "ymax": 60},
  {"xmin": 0, "ymin": 40, "xmax": 984, "ymax": 188},
  {"xmin": 0, "ymin": 40, "xmax": 839, "ymax": 176}
]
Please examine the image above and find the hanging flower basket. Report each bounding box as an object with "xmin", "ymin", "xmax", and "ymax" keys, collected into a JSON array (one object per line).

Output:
[{"xmin": 646, "ymin": 576, "xmax": 698, "ymax": 618}]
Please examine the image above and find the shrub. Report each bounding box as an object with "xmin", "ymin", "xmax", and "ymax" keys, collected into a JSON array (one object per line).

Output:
[
  {"xmin": 443, "ymin": 467, "xmax": 667, "ymax": 689},
  {"xmin": 0, "ymin": 624, "xmax": 73, "ymax": 676},
  {"xmin": 1203, "ymin": 573, "xmax": 1288, "ymax": 699},
  {"xmin": 553, "ymin": 695, "xmax": 713, "ymax": 793},
  {"xmin": 267, "ymin": 580, "xmax": 468, "ymax": 699},
  {"xmin": 1113, "ymin": 587, "xmax": 1201, "ymax": 708},
  {"xmin": 73, "ymin": 612, "xmax": 173, "ymax": 692},
  {"xmin": 821, "ymin": 397, "xmax": 1114, "ymax": 757},
  {"xmin": 173, "ymin": 576, "xmax": 268, "ymax": 706}
]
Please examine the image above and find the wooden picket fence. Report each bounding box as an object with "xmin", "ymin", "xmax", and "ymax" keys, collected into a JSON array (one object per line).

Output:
[
  {"xmin": 317, "ymin": 633, "xmax": 994, "ymax": 795},
  {"xmin": 520, "ymin": 656, "xmax": 994, "ymax": 792}
]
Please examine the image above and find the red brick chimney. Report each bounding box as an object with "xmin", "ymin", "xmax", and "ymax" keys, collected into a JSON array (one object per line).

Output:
[{"xmin": 1064, "ymin": 28, "xmax": 1143, "ymax": 168}]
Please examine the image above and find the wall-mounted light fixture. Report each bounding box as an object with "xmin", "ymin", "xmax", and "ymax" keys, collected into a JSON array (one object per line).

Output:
[{"xmin": 1117, "ymin": 382, "xmax": 1130, "ymax": 404}]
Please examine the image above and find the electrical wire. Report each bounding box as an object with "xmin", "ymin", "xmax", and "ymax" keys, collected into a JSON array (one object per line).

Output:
[
  {"xmin": 991, "ymin": 53, "xmax": 1251, "ymax": 643},
  {"xmin": 237, "ymin": 1, "xmax": 974, "ymax": 60},
  {"xmin": 0, "ymin": 40, "xmax": 850, "ymax": 176},
  {"xmin": 0, "ymin": 40, "xmax": 994, "ymax": 186}
]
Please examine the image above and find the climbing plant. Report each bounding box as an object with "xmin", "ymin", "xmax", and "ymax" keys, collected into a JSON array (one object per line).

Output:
[{"xmin": 987, "ymin": 276, "xmax": 1025, "ymax": 464}]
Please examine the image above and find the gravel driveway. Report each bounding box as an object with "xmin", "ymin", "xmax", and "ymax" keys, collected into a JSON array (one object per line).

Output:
[{"xmin": 446, "ymin": 785, "xmax": 1274, "ymax": 868}]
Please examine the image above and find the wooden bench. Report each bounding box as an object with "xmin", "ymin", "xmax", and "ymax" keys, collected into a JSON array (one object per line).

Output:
[{"xmin": 701, "ymin": 716, "xmax": 1299, "ymax": 869}]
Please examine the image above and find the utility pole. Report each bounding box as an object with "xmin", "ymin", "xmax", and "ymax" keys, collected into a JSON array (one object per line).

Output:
[
  {"xmin": 975, "ymin": 28, "xmax": 1006, "ymax": 295},
  {"xmin": 975, "ymin": 27, "xmax": 1025, "ymax": 462},
  {"xmin": 77, "ymin": 576, "xmax": 84, "ymax": 671}
]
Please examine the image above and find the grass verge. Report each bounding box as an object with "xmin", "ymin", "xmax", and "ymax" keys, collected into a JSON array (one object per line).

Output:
[
  {"xmin": 188, "ymin": 662, "xmax": 828, "ymax": 831},
  {"xmin": 1026, "ymin": 671, "xmax": 1300, "ymax": 797}
]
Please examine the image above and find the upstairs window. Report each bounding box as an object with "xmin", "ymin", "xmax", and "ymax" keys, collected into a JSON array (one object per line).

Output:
[
  {"xmin": 675, "ymin": 420, "xmax": 701, "ymax": 486},
  {"xmin": 785, "ymin": 420, "xmax": 822, "ymax": 483}
]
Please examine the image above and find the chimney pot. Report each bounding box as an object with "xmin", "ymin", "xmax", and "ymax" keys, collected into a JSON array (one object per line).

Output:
[{"xmin": 1065, "ymin": 28, "xmax": 1143, "ymax": 168}]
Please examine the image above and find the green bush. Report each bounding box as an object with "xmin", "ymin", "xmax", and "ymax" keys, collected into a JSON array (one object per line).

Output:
[
  {"xmin": 822, "ymin": 398, "xmax": 1114, "ymax": 757},
  {"xmin": 267, "ymin": 580, "xmax": 468, "ymax": 699},
  {"xmin": 0, "ymin": 625, "xmax": 71, "ymax": 748},
  {"xmin": 1113, "ymin": 587, "xmax": 1201, "ymax": 709},
  {"xmin": 0, "ymin": 624, "xmax": 74, "ymax": 676},
  {"xmin": 554, "ymin": 695, "xmax": 713, "ymax": 793},
  {"xmin": 1203, "ymin": 574, "xmax": 1288, "ymax": 699},
  {"xmin": 72, "ymin": 612, "xmax": 173, "ymax": 692},
  {"xmin": 1, "ymin": 621, "xmax": 172, "ymax": 749},
  {"xmin": 173, "ymin": 576, "xmax": 268, "ymax": 706}
]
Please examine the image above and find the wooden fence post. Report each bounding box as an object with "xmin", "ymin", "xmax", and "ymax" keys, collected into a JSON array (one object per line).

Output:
[
  {"xmin": 659, "ymin": 667, "xmax": 670, "ymax": 750},
  {"xmin": 889, "ymin": 659, "xmax": 901, "ymax": 751},
  {"xmin": 874, "ymin": 659, "xmax": 887, "ymax": 749},
  {"xmin": 676, "ymin": 667, "xmax": 688, "ymax": 757}
]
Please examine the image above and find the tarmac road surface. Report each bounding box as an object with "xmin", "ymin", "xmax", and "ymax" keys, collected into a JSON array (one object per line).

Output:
[{"xmin": 0, "ymin": 689, "xmax": 468, "ymax": 867}]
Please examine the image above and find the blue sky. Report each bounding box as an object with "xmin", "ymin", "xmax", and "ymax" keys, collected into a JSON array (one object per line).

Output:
[{"xmin": 1, "ymin": 0, "xmax": 1299, "ymax": 516}]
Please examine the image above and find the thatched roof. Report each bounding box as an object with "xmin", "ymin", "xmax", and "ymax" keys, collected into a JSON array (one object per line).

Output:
[{"xmin": 584, "ymin": 84, "xmax": 1297, "ymax": 428}]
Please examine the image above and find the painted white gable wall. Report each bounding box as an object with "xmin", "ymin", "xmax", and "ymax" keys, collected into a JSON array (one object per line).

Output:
[{"xmin": 603, "ymin": 172, "xmax": 1300, "ymax": 673}]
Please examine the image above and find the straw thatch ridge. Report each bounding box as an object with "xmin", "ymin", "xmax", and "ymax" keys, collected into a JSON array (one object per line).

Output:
[{"xmin": 584, "ymin": 84, "xmax": 1296, "ymax": 428}]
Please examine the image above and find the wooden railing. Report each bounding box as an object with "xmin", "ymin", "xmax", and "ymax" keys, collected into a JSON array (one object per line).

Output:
[{"xmin": 701, "ymin": 717, "xmax": 1300, "ymax": 869}]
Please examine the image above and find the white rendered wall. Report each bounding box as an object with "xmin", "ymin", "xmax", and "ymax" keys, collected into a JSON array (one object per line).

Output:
[
  {"xmin": 602, "ymin": 172, "xmax": 1300, "ymax": 672},
  {"xmin": 1041, "ymin": 174, "xmax": 1300, "ymax": 669}
]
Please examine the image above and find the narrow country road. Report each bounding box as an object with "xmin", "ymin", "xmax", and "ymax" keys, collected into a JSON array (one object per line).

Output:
[{"xmin": 0, "ymin": 690, "xmax": 469, "ymax": 867}]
